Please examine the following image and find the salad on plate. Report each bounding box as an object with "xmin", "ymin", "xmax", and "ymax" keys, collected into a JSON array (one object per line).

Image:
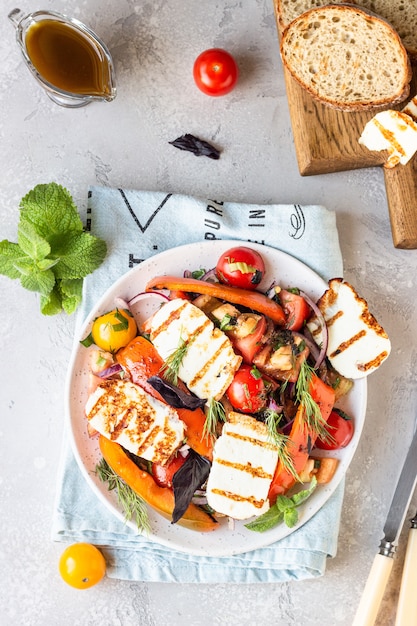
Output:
[{"xmin": 67, "ymin": 241, "xmax": 389, "ymax": 555}]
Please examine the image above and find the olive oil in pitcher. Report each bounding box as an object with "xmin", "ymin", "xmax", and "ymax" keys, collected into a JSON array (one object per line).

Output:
[
  {"xmin": 25, "ymin": 19, "xmax": 112, "ymax": 97},
  {"xmin": 9, "ymin": 8, "xmax": 116, "ymax": 106}
]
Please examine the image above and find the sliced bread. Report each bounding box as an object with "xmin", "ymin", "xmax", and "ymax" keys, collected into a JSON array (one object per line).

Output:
[
  {"xmin": 359, "ymin": 1, "xmax": 417, "ymax": 61},
  {"xmin": 276, "ymin": 0, "xmax": 417, "ymax": 60},
  {"xmin": 280, "ymin": 4, "xmax": 412, "ymax": 111},
  {"xmin": 275, "ymin": 0, "xmax": 357, "ymax": 34}
]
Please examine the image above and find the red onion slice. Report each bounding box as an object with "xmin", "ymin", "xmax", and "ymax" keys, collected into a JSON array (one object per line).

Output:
[
  {"xmin": 128, "ymin": 290, "xmax": 170, "ymax": 307},
  {"xmin": 97, "ymin": 363, "xmax": 124, "ymax": 379},
  {"xmin": 299, "ymin": 290, "xmax": 328, "ymax": 369}
]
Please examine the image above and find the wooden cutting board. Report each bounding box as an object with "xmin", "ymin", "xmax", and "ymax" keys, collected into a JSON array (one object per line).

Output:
[{"xmin": 277, "ymin": 19, "xmax": 417, "ymax": 248}]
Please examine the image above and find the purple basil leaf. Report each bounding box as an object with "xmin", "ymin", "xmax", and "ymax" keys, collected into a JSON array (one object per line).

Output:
[
  {"xmin": 172, "ymin": 450, "xmax": 212, "ymax": 524},
  {"xmin": 169, "ymin": 134, "xmax": 220, "ymax": 160},
  {"xmin": 147, "ymin": 375, "xmax": 206, "ymax": 410}
]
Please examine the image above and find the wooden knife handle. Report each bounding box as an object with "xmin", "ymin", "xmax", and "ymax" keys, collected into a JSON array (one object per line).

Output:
[
  {"xmin": 352, "ymin": 554, "xmax": 394, "ymax": 626},
  {"xmin": 395, "ymin": 527, "xmax": 417, "ymax": 626},
  {"xmin": 384, "ymin": 158, "xmax": 417, "ymax": 249}
]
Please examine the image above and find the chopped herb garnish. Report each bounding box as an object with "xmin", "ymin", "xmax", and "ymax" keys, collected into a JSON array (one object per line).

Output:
[
  {"xmin": 80, "ymin": 332, "xmax": 94, "ymax": 348},
  {"xmin": 111, "ymin": 308, "xmax": 133, "ymax": 332},
  {"xmin": 250, "ymin": 365, "xmax": 263, "ymax": 380},
  {"xmin": 160, "ymin": 333, "xmax": 190, "ymax": 385},
  {"xmin": 296, "ymin": 361, "xmax": 330, "ymax": 440},
  {"xmin": 203, "ymin": 398, "xmax": 225, "ymax": 441},
  {"xmin": 191, "ymin": 269, "xmax": 206, "ymax": 279},
  {"xmin": 264, "ymin": 409, "xmax": 300, "ymax": 482},
  {"xmin": 95, "ymin": 458, "xmax": 150, "ymax": 534},
  {"xmin": 245, "ymin": 477, "xmax": 317, "ymax": 532},
  {"xmin": 219, "ymin": 313, "xmax": 236, "ymax": 331}
]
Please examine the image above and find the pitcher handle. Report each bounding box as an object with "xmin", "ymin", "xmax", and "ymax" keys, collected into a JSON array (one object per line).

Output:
[{"xmin": 8, "ymin": 8, "xmax": 24, "ymax": 27}]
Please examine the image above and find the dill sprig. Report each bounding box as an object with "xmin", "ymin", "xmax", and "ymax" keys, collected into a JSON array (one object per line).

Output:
[
  {"xmin": 295, "ymin": 361, "xmax": 330, "ymax": 440},
  {"xmin": 160, "ymin": 335, "xmax": 189, "ymax": 385},
  {"xmin": 264, "ymin": 409, "xmax": 300, "ymax": 482},
  {"xmin": 95, "ymin": 458, "xmax": 151, "ymax": 534},
  {"xmin": 203, "ymin": 398, "xmax": 225, "ymax": 441}
]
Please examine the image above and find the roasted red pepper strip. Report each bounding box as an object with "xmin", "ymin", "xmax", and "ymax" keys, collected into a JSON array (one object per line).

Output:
[
  {"xmin": 268, "ymin": 375, "xmax": 335, "ymax": 503},
  {"xmin": 145, "ymin": 275, "xmax": 286, "ymax": 325},
  {"xmin": 99, "ymin": 435, "xmax": 217, "ymax": 532},
  {"xmin": 116, "ymin": 336, "xmax": 213, "ymax": 460}
]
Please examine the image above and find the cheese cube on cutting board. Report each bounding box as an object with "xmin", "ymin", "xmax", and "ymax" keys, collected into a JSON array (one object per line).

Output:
[{"xmin": 359, "ymin": 96, "xmax": 417, "ymax": 167}]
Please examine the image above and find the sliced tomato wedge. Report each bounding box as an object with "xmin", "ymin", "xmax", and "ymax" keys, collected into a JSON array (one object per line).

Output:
[
  {"xmin": 153, "ymin": 454, "xmax": 187, "ymax": 488},
  {"xmin": 279, "ymin": 289, "xmax": 311, "ymax": 331},
  {"xmin": 231, "ymin": 315, "xmax": 267, "ymax": 364},
  {"xmin": 169, "ymin": 290, "xmax": 192, "ymax": 301}
]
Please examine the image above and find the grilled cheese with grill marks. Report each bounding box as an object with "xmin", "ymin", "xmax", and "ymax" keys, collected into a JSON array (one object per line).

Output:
[
  {"xmin": 149, "ymin": 298, "xmax": 242, "ymax": 401},
  {"xmin": 85, "ymin": 379, "xmax": 185, "ymax": 464},
  {"xmin": 307, "ymin": 278, "xmax": 391, "ymax": 379},
  {"xmin": 359, "ymin": 96, "xmax": 417, "ymax": 168},
  {"xmin": 206, "ymin": 412, "xmax": 279, "ymax": 520}
]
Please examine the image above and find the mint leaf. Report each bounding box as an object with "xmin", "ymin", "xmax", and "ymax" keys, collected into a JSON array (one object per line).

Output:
[
  {"xmin": 283, "ymin": 507, "xmax": 299, "ymax": 528},
  {"xmin": 276, "ymin": 495, "xmax": 294, "ymax": 513},
  {"xmin": 244, "ymin": 506, "xmax": 284, "ymax": 533},
  {"xmin": 0, "ymin": 241, "xmax": 29, "ymax": 279},
  {"xmin": 291, "ymin": 476, "xmax": 317, "ymax": 507},
  {"xmin": 40, "ymin": 285, "xmax": 63, "ymax": 316},
  {"xmin": 20, "ymin": 183, "xmax": 83, "ymax": 237},
  {"xmin": 17, "ymin": 218, "xmax": 50, "ymax": 261},
  {"xmin": 60, "ymin": 278, "xmax": 83, "ymax": 315},
  {"xmin": 10, "ymin": 257, "xmax": 36, "ymax": 277},
  {"xmin": 51, "ymin": 232, "xmax": 107, "ymax": 279},
  {"xmin": 245, "ymin": 477, "xmax": 319, "ymax": 533},
  {"xmin": 21, "ymin": 266, "xmax": 55, "ymax": 295},
  {"xmin": 1, "ymin": 183, "xmax": 106, "ymax": 315},
  {"xmin": 37, "ymin": 258, "xmax": 60, "ymax": 271}
]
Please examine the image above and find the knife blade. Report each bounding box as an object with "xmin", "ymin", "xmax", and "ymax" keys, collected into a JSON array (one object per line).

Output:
[
  {"xmin": 352, "ymin": 425, "xmax": 417, "ymax": 626},
  {"xmin": 395, "ymin": 511, "xmax": 417, "ymax": 626}
]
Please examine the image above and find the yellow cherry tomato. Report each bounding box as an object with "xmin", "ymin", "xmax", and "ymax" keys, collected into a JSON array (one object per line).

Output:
[
  {"xmin": 91, "ymin": 308, "xmax": 137, "ymax": 353},
  {"xmin": 59, "ymin": 543, "xmax": 106, "ymax": 589}
]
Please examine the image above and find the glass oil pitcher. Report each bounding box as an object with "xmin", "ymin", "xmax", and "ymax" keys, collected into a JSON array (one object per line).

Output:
[{"xmin": 8, "ymin": 8, "xmax": 117, "ymax": 108}]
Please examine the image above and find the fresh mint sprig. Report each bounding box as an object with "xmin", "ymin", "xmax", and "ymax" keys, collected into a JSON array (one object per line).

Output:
[
  {"xmin": 245, "ymin": 477, "xmax": 318, "ymax": 532},
  {"xmin": 0, "ymin": 183, "xmax": 106, "ymax": 315}
]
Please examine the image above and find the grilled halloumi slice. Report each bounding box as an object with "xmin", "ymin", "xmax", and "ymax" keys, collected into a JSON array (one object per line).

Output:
[
  {"xmin": 149, "ymin": 298, "xmax": 242, "ymax": 401},
  {"xmin": 206, "ymin": 412, "xmax": 279, "ymax": 520},
  {"xmin": 307, "ymin": 278, "xmax": 391, "ymax": 379},
  {"xmin": 85, "ymin": 379, "xmax": 185, "ymax": 464},
  {"xmin": 359, "ymin": 98, "xmax": 417, "ymax": 168}
]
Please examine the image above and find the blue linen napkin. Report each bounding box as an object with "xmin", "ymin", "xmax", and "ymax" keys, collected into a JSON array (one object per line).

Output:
[{"xmin": 52, "ymin": 186, "xmax": 345, "ymax": 583}]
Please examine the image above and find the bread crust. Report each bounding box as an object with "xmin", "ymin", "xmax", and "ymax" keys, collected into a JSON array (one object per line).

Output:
[
  {"xmin": 276, "ymin": 0, "xmax": 417, "ymax": 62},
  {"xmin": 280, "ymin": 4, "xmax": 412, "ymax": 111},
  {"xmin": 275, "ymin": 0, "xmax": 357, "ymax": 35}
]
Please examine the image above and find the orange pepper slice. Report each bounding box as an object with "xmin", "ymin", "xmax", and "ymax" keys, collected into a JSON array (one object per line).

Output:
[
  {"xmin": 99, "ymin": 435, "xmax": 217, "ymax": 532},
  {"xmin": 145, "ymin": 275, "xmax": 286, "ymax": 325},
  {"xmin": 268, "ymin": 374, "xmax": 335, "ymax": 503}
]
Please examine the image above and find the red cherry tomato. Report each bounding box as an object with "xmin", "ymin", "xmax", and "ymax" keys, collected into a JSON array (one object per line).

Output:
[
  {"xmin": 193, "ymin": 48, "xmax": 239, "ymax": 96},
  {"xmin": 279, "ymin": 289, "xmax": 311, "ymax": 331},
  {"xmin": 315, "ymin": 409, "xmax": 354, "ymax": 450},
  {"xmin": 226, "ymin": 365, "xmax": 268, "ymax": 413},
  {"xmin": 152, "ymin": 454, "xmax": 187, "ymax": 488},
  {"xmin": 216, "ymin": 246, "xmax": 265, "ymax": 290}
]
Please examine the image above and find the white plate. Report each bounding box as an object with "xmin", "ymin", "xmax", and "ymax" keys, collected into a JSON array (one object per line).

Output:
[{"xmin": 66, "ymin": 240, "xmax": 367, "ymax": 557}]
